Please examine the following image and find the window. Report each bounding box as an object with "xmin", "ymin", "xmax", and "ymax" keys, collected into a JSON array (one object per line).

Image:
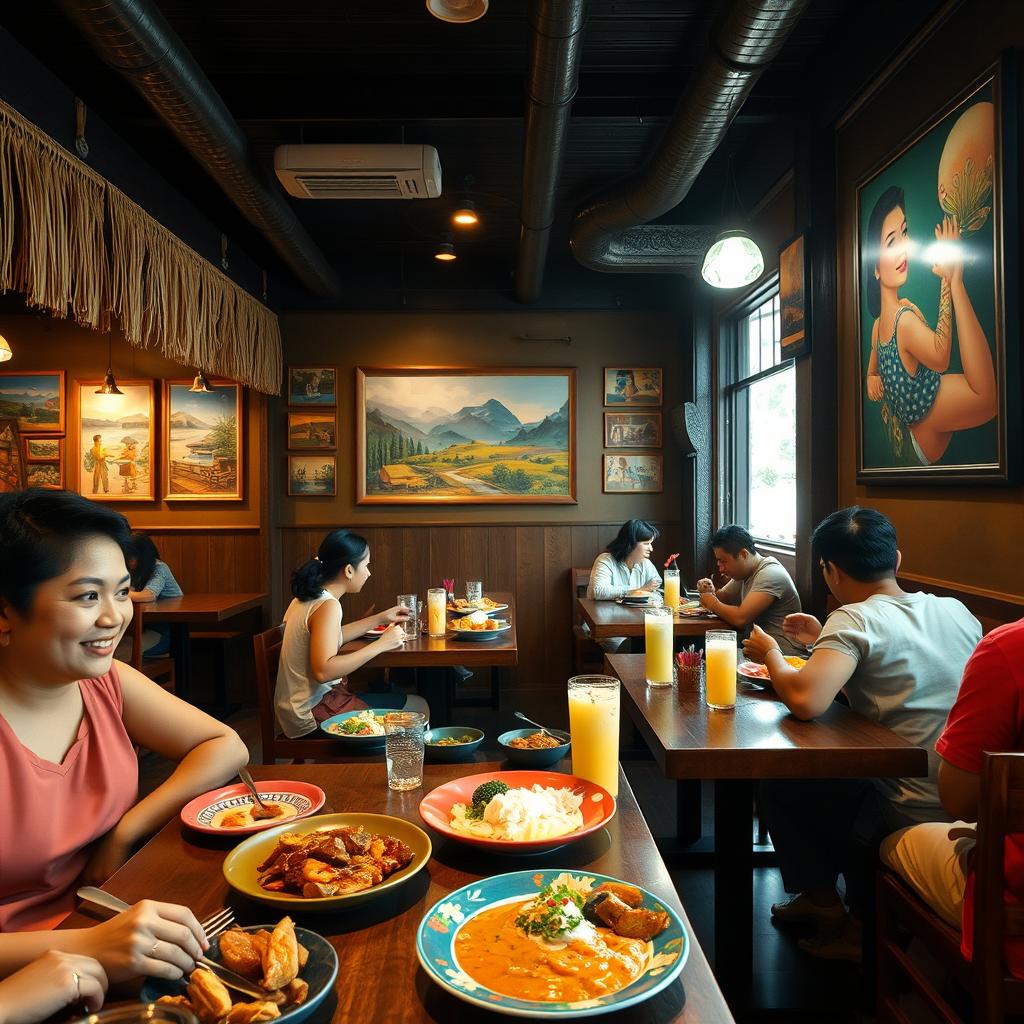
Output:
[{"xmin": 721, "ymin": 288, "xmax": 796, "ymax": 548}]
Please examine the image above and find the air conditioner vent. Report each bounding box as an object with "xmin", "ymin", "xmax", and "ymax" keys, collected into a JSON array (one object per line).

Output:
[{"xmin": 275, "ymin": 145, "xmax": 442, "ymax": 200}]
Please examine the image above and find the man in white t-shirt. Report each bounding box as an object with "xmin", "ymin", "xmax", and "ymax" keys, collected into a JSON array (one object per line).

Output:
[
  {"xmin": 742, "ymin": 507, "xmax": 981, "ymax": 962},
  {"xmin": 697, "ymin": 525, "xmax": 803, "ymax": 655}
]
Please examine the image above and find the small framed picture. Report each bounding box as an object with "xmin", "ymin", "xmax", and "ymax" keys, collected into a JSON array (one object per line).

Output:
[
  {"xmin": 287, "ymin": 411, "xmax": 337, "ymax": 450},
  {"xmin": 604, "ymin": 412, "xmax": 662, "ymax": 449},
  {"xmin": 0, "ymin": 370, "xmax": 65, "ymax": 433},
  {"xmin": 288, "ymin": 366, "xmax": 337, "ymax": 407},
  {"xmin": 24, "ymin": 461, "xmax": 63, "ymax": 489},
  {"xmin": 779, "ymin": 232, "xmax": 810, "ymax": 358},
  {"xmin": 604, "ymin": 367, "xmax": 662, "ymax": 406},
  {"xmin": 288, "ymin": 454, "xmax": 337, "ymax": 496},
  {"xmin": 24, "ymin": 436, "xmax": 64, "ymax": 462},
  {"xmin": 602, "ymin": 453, "xmax": 663, "ymax": 493}
]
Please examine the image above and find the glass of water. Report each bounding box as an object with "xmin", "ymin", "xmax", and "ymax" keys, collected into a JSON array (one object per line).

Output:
[
  {"xmin": 397, "ymin": 594, "xmax": 419, "ymax": 639},
  {"xmin": 465, "ymin": 580, "xmax": 484, "ymax": 605},
  {"xmin": 384, "ymin": 711, "xmax": 427, "ymax": 791}
]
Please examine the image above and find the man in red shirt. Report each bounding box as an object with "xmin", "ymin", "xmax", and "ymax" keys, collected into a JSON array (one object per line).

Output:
[{"xmin": 881, "ymin": 618, "xmax": 1024, "ymax": 977}]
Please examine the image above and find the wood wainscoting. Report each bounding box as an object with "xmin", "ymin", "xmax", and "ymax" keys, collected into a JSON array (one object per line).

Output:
[
  {"xmin": 898, "ymin": 572, "xmax": 1024, "ymax": 636},
  {"xmin": 277, "ymin": 521, "xmax": 685, "ymax": 725},
  {"xmin": 141, "ymin": 529, "xmax": 268, "ymax": 594}
]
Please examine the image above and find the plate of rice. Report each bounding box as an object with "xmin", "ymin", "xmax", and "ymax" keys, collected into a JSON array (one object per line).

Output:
[
  {"xmin": 419, "ymin": 770, "xmax": 615, "ymax": 853},
  {"xmin": 320, "ymin": 708, "xmax": 391, "ymax": 749}
]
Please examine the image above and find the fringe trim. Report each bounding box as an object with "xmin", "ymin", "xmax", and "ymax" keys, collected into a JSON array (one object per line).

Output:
[{"xmin": 0, "ymin": 98, "xmax": 281, "ymax": 395}]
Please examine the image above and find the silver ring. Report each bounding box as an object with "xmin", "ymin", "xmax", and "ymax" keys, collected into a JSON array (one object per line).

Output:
[
  {"xmin": 72, "ymin": 969, "xmax": 81, "ymax": 1000},
  {"xmin": 150, "ymin": 940, "xmax": 160, "ymax": 958}
]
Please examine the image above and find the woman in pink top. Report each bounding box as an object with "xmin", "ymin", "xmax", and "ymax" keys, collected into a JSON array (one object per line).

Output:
[{"xmin": 0, "ymin": 488, "xmax": 248, "ymax": 985}]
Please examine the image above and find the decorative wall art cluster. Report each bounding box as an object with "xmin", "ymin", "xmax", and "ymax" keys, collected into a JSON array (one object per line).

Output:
[
  {"xmin": 287, "ymin": 365, "xmax": 338, "ymax": 496},
  {"xmin": 0, "ymin": 370, "xmax": 64, "ymax": 492},
  {"xmin": 601, "ymin": 367, "xmax": 664, "ymax": 493}
]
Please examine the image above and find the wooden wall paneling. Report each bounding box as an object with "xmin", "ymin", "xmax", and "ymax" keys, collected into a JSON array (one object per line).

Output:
[
  {"xmin": 571, "ymin": 524, "xmax": 600, "ymax": 573},
  {"xmin": 428, "ymin": 528, "xmax": 461, "ymax": 593},
  {"xmin": 401, "ymin": 526, "xmax": 431, "ymax": 598},
  {"xmin": 513, "ymin": 524, "xmax": 547, "ymax": 703},
  {"xmin": 544, "ymin": 525, "xmax": 573, "ymax": 686},
  {"xmin": 487, "ymin": 524, "xmax": 518, "ymax": 595},
  {"xmin": 458, "ymin": 527, "xmax": 489, "ymax": 589}
]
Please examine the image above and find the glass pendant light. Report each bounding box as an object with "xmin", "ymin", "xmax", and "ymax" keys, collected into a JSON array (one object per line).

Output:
[{"xmin": 701, "ymin": 230, "xmax": 765, "ymax": 289}]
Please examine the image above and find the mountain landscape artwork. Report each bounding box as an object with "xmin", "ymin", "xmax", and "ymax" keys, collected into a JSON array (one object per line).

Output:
[
  {"xmin": 163, "ymin": 381, "xmax": 243, "ymax": 500},
  {"xmin": 76, "ymin": 380, "xmax": 154, "ymax": 501},
  {"xmin": 357, "ymin": 368, "xmax": 575, "ymax": 504},
  {"xmin": 0, "ymin": 371, "xmax": 64, "ymax": 433}
]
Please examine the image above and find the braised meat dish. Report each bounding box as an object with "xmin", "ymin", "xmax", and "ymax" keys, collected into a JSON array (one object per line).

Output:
[{"xmin": 256, "ymin": 825, "xmax": 414, "ymax": 899}]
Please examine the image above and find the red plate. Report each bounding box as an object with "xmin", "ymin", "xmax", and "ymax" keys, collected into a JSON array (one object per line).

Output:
[
  {"xmin": 180, "ymin": 780, "xmax": 326, "ymax": 836},
  {"xmin": 737, "ymin": 660, "xmax": 771, "ymax": 680},
  {"xmin": 364, "ymin": 624, "xmax": 388, "ymax": 636},
  {"xmin": 418, "ymin": 769, "xmax": 615, "ymax": 853}
]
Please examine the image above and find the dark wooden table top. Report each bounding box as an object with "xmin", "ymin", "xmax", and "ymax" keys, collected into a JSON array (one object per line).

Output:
[
  {"xmin": 578, "ymin": 599, "xmax": 727, "ymax": 639},
  {"xmin": 140, "ymin": 593, "xmax": 267, "ymax": 622},
  {"xmin": 605, "ymin": 653, "xmax": 929, "ymax": 781},
  {"xmin": 340, "ymin": 592, "xmax": 518, "ymax": 668},
  {"xmin": 63, "ymin": 762, "xmax": 733, "ymax": 1024}
]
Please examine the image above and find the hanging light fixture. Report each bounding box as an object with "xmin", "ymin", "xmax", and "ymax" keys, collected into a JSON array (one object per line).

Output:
[
  {"xmin": 701, "ymin": 149, "xmax": 764, "ymax": 289},
  {"xmin": 188, "ymin": 369, "xmax": 216, "ymax": 393},
  {"xmin": 452, "ymin": 200, "xmax": 479, "ymax": 228},
  {"xmin": 434, "ymin": 239, "xmax": 457, "ymax": 262},
  {"xmin": 426, "ymin": 0, "xmax": 488, "ymax": 24},
  {"xmin": 0, "ymin": 334, "xmax": 11, "ymax": 363},
  {"xmin": 95, "ymin": 335, "xmax": 123, "ymax": 395}
]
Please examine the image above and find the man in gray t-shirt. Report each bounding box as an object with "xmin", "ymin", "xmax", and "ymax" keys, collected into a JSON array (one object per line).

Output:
[{"xmin": 697, "ymin": 525, "xmax": 803, "ymax": 655}]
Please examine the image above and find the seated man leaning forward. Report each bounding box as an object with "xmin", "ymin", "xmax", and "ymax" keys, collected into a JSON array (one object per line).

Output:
[
  {"xmin": 696, "ymin": 525, "xmax": 803, "ymax": 655},
  {"xmin": 880, "ymin": 616, "xmax": 1024, "ymax": 979},
  {"xmin": 742, "ymin": 506, "xmax": 981, "ymax": 962}
]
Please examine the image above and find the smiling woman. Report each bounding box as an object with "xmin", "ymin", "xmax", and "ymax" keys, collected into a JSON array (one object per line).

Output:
[{"xmin": 0, "ymin": 487, "xmax": 248, "ymax": 990}]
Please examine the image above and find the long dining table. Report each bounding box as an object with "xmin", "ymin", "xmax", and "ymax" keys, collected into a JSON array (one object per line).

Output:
[
  {"xmin": 577, "ymin": 599, "xmax": 727, "ymax": 640},
  {"xmin": 603, "ymin": 652, "xmax": 929, "ymax": 1007},
  {"xmin": 62, "ymin": 762, "xmax": 735, "ymax": 1024}
]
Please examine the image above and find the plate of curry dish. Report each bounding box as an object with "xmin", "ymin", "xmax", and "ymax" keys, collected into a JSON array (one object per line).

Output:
[
  {"xmin": 222, "ymin": 812, "xmax": 432, "ymax": 911},
  {"xmin": 180, "ymin": 780, "xmax": 326, "ymax": 836},
  {"xmin": 417, "ymin": 869, "xmax": 687, "ymax": 1017}
]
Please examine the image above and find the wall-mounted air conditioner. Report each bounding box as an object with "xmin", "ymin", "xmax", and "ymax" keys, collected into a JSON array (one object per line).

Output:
[{"xmin": 274, "ymin": 144, "xmax": 442, "ymax": 199}]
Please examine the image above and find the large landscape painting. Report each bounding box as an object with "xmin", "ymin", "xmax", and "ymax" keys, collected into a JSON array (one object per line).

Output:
[
  {"xmin": 76, "ymin": 380, "xmax": 154, "ymax": 501},
  {"xmin": 357, "ymin": 368, "xmax": 576, "ymax": 504},
  {"xmin": 162, "ymin": 381, "xmax": 243, "ymax": 500}
]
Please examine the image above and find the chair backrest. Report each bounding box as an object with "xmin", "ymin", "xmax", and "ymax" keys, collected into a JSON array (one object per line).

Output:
[
  {"xmin": 130, "ymin": 602, "xmax": 148, "ymax": 671},
  {"xmin": 253, "ymin": 624, "xmax": 286, "ymax": 760},
  {"xmin": 571, "ymin": 566, "xmax": 591, "ymax": 626}
]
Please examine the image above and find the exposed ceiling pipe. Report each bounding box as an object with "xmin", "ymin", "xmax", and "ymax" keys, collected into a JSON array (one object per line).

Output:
[
  {"xmin": 514, "ymin": 0, "xmax": 588, "ymax": 304},
  {"xmin": 58, "ymin": 0, "xmax": 341, "ymax": 298},
  {"xmin": 569, "ymin": 0, "xmax": 811, "ymax": 273}
]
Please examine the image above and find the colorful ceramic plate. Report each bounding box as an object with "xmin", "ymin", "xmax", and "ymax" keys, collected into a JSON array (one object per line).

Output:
[
  {"xmin": 417, "ymin": 869, "xmax": 688, "ymax": 1018},
  {"xmin": 447, "ymin": 620, "xmax": 513, "ymax": 642},
  {"xmin": 418, "ymin": 770, "xmax": 615, "ymax": 854},
  {"xmin": 222, "ymin": 812, "xmax": 432, "ymax": 911},
  {"xmin": 319, "ymin": 709, "xmax": 390, "ymax": 748},
  {"xmin": 141, "ymin": 924, "xmax": 338, "ymax": 1023},
  {"xmin": 180, "ymin": 781, "xmax": 326, "ymax": 836}
]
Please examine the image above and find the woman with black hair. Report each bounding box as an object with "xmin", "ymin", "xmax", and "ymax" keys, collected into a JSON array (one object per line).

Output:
[
  {"xmin": 0, "ymin": 488, "xmax": 248, "ymax": 982},
  {"xmin": 275, "ymin": 529, "xmax": 429, "ymax": 738},
  {"xmin": 126, "ymin": 531, "xmax": 183, "ymax": 657}
]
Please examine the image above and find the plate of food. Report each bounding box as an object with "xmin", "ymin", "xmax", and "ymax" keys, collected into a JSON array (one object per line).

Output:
[
  {"xmin": 417, "ymin": 869, "xmax": 687, "ymax": 1018},
  {"xmin": 319, "ymin": 708, "xmax": 395, "ymax": 748},
  {"xmin": 418, "ymin": 770, "xmax": 615, "ymax": 854},
  {"xmin": 448, "ymin": 596, "xmax": 509, "ymax": 616},
  {"xmin": 222, "ymin": 811, "xmax": 432, "ymax": 911},
  {"xmin": 448, "ymin": 613, "xmax": 513, "ymax": 642},
  {"xmin": 363, "ymin": 623, "xmax": 389, "ymax": 637},
  {"xmin": 180, "ymin": 780, "xmax": 327, "ymax": 836},
  {"xmin": 142, "ymin": 918, "xmax": 338, "ymax": 1023},
  {"xmin": 737, "ymin": 656, "xmax": 806, "ymax": 680},
  {"xmin": 677, "ymin": 600, "xmax": 715, "ymax": 618},
  {"xmin": 617, "ymin": 592, "xmax": 651, "ymax": 606}
]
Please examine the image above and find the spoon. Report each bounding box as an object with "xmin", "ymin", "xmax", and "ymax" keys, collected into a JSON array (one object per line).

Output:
[
  {"xmin": 238, "ymin": 766, "xmax": 281, "ymax": 820},
  {"xmin": 514, "ymin": 711, "xmax": 561, "ymax": 740}
]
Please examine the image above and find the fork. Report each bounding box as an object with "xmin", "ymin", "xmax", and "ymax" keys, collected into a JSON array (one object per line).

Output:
[{"xmin": 76, "ymin": 886, "xmax": 235, "ymax": 941}]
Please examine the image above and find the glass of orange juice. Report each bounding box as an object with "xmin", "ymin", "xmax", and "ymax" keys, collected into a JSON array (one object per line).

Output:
[
  {"xmin": 663, "ymin": 569, "xmax": 681, "ymax": 614},
  {"xmin": 644, "ymin": 606, "xmax": 675, "ymax": 687},
  {"xmin": 705, "ymin": 630, "xmax": 737, "ymax": 710},
  {"xmin": 426, "ymin": 587, "xmax": 447, "ymax": 638},
  {"xmin": 568, "ymin": 675, "xmax": 620, "ymax": 797}
]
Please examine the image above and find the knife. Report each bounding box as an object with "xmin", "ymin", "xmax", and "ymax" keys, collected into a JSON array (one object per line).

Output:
[{"xmin": 75, "ymin": 886, "xmax": 267, "ymax": 1000}]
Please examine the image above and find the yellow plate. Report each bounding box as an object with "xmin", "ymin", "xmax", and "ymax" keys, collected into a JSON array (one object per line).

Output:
[{"xmin": 222, "ymin": 811, "xmax": 432, "ymax": 911}]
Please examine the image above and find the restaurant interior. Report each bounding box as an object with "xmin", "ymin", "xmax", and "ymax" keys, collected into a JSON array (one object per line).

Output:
[{"xmin": 0, "ymin": 1, "xmax": 1021, "ymax": 1022}]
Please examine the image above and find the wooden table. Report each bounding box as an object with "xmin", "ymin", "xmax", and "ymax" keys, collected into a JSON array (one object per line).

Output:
[
  {"xmin": 578, "ymin": 599, "xmax": 727, "ymax": 640},
  {"xmin": 142, "ymin": 592, "xmax": 266, "ymax": 704},
  {"xmin": 64, "ymin": 763, "xmax": 734, "ymax": 1024},
  {"xmin": 604, "ymin": 653, "xmax": 928, "ymax": 1004}
]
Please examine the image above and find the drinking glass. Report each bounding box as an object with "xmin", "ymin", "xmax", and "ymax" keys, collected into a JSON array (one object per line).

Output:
[
  {"xmin": 705, "ymin": 630, "xmax": 738, "ymax": 710},
  {"xmin": 465, "ymin": 580, "xmax": 484, "ymax": 605},
  {"xmin": 567, "ymin": 675, "xmax": 620, "ymax": 797},
  {"xmin": 663, "ymin": 569, "xmax": 681, "ymax": 613},
  {"xmin": 398, "ymin": 594, "xmax": 419, "ymax": 639},
  {"xmin": 384, "ymin": 711, "xmax": 426, "ymax": 791},
  {"xmin": 644, "ymin": 606, "xmax": 675, "ymax": 687},
  {"xmin": 426, "ymin": 587, "xmax": 447, "ymax": 638}
]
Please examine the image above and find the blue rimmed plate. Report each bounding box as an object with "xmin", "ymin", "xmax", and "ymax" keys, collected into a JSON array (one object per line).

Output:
[
  {"xmin": 417, "ymin": 869, "xmax": 687, "ymax": 1018},
  {"xmin": 319, "ymin": 708, "xmax": 390, "ymax": 748},
  {"xmin": 446, "ymin": 619, "xmax": 513, "ymax": 642},
  {"xmin": 141, "ymin": 924, "xmax": 338, "ymax": 1023}
]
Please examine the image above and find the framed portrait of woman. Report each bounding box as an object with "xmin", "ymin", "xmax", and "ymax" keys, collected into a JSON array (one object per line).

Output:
[{"xmin": 854, "ymin": 58, "xmax": 1019, "ymax": 483}]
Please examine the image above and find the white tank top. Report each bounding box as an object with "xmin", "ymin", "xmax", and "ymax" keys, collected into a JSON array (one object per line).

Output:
[{"xmin": 274, "ymin": 593, "xmax": 340, "ymax": 738}]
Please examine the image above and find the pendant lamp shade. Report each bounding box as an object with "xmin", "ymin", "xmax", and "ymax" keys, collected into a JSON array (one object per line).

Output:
[
  {"xmin": 0, "ymin": 334, "xmax": 11, "ymax": 362},
  {"xmin": 188, "ymin": 370, "xmax": 215, "ymax": 393},
  {"xmin": 700, "ymin": 230, "xmax": 764, "ymax": 289}
]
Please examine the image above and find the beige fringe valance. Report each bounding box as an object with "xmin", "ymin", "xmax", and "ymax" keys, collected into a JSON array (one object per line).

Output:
[{"xmin": 0, "ymin": 98, "xmax": 281, "ymax": 395}]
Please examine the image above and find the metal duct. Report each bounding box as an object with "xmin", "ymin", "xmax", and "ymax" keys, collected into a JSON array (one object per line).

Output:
[
  {"xmin": 58, "ymin": 0, "xmax": 341, "ymax": 298},
  {"xmin": 569, "ymin": 0, "xmax": 810, "ymax": 273},
  {"xmin": 514, "ymin": 0, "xmax": 587, "ymax": 304}
]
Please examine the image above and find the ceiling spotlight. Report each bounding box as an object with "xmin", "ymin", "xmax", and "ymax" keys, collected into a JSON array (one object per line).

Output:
[
  {"xmin": 188, "ymin": 370, "xmax": 216, "ymax": 393},
  {"xmin": 452, "ymin": 201, "xmax": 479, "ymax": 228},
  {"xmin": 434, "ymin": 240, "xmax": 457, "ymax": 262},
  {"xmin": 700, "ymin": 230, "xmax": 764, "ymax": 289},
  {"xmin": 426, "ymin": 0, "xmax": 488, "ymax": 24},
  {"xmin": 0, "ymin": 334, "xmax": 11, "ymax": 362}
]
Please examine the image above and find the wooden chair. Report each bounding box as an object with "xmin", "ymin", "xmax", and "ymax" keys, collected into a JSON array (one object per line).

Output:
[
  {"xmin": 252, "ymin": 624, "xmax": 345, "ymax": 764},
  {"xmin": 571, "ymin": 566, "xmax": 603, "ymax": 674},
  {"xmin": 130, "ymin": 605, "xmax": 175, "ymax": 692},
  {"xmin": 876, "ymin": 751, "xmax": 1024, "ymax": 1024}
]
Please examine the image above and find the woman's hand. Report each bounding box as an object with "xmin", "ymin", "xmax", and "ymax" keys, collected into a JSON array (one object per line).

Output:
[
  {"xmin": 68, "ymin": 900, "xmax": 207, "ymax": 983},
  {"xmin": 82, "ymin": 826, "xmax": 133, "ymax": 886},
  {"xmin": 931, "ymin": 215, "xmax": 963, "ymax": 284},
  {"xmin": 373, "ymin": 623, "xmax": 407, "ymax": 652},
  {"xmin": 0, "ymin": 952, "xmax": 108, "ymax": 1024},
  {"xmin": 866, "ymin": 374, "xmax": 884, "ymax": 401},
  {"xmin": 783, "ymin": 613, "xmax": 823, "ymax": 647},
  {"xmin": 380, "ymin": 604, "xmax": 411, "ymax": 626}
]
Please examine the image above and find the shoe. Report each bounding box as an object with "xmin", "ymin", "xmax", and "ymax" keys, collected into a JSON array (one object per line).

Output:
[
  {"xmin": 770, "ymin": 892, "xmax": 846, "ymax": 927},
  {"xmin": 797, "ymin": 916, "xmax": 862, "ymax": 963}
]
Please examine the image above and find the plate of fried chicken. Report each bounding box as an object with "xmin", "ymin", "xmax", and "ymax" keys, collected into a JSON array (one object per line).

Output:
[{"xmin": 222, "ymin": 812, "xmax": 432, "ymax": 910}]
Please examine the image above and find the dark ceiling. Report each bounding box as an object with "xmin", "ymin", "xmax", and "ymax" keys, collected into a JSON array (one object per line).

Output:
[{"xmin": 3, "ymin": 1, "xmax": 875, "ymax": 305}]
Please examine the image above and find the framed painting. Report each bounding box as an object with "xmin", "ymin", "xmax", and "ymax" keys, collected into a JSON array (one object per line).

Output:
[
  {"xmin": 288, "ymin": 454, "xmax": 337, "ymax": 496},
  {"xmin": 604, "ymin": 412, "xmax": 662, "ymax": 449},
  {"xmin": 603, "ymin": 367, "xmax": 662, "ymax": 406},
  {"xmin": 288, "ymin": 366, "xmax": 337, "ymax": 407},
  {"xmin": 779, "ymin": 232, "xmax": 810, "ymax": 358},
  {"xmin": 24, "ymin": 461, "xmax": 62, "ymax": 489},
  {"xmin": 0, "ymin": 419, "xmax": 25, "ymax": 492},
  {"xmin": 76, "ymin": 380, "xmax": 155, "ymax": 502},
  {"xmin": 356, "ymin": 367, "xmax": 576, "ymax": 505},
  {"xmin": 602, "ymin": 454, "xmax": 663, "ymax": 493},
  {"xmin": 24, "ymin": 436, "xmax": 63, "ymax": 462},
  {"xmin": 0, "ymin": 370, "xmax": 64, "ymax": 433},
  {"xmin": 287, "ymin": 411, "xmax": 337, "ymax": 450},
  {"xmin": 854, "ymin": 58, "xmax": 1019, "ymax": 483},
  {"xmin": 162, "ymin": 381, "xmax": 243, "ymax": 501}
]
